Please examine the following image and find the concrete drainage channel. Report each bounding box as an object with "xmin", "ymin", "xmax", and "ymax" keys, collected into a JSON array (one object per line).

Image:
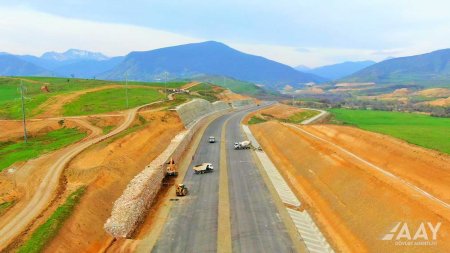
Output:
[{"xmin": 242, "ymin": 125, "xmax": 335, "ymax": 253}]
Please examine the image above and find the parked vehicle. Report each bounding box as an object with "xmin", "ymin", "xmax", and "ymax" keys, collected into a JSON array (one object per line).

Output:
[
  {"xmin": 234, "ymin": 140, "xmax": 252, "ymax": 150},
  {"xmin": 193, "ymin": 163, "xmax": 214, "ymax": 174}
]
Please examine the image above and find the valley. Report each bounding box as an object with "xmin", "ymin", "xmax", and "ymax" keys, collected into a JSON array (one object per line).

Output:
[{"xmin": 0, "ymin": 20, "xmax": 449, "ymax": 253}]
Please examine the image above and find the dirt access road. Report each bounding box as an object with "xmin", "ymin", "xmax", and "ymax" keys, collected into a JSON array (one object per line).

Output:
[{"xmin": 0, "ymin": 101, "xmax": 162, "ymax": 250}]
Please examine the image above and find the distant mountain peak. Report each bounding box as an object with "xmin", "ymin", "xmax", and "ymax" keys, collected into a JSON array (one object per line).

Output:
[
  {"xmin": 305, "ymin": 60, "xmax": 376, "ymax": 80},
  {"xmin": 41, "ymin": 49, "xmax": 109, "ymax": 61},
  {"xmin": 342, "ymin": 49, "xmax": 450, "ymax": 85},
  {"xmin": 295, "ymin": 65, "xmax": 311, "ymax": 72},
  {"xmin": 103, "ymin": 41, "xmax": 325, "ymax": 89}
]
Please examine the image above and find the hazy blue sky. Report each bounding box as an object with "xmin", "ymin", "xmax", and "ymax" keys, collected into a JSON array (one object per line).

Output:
[{"xmin": 0, "ymin": 0, "xmax": 449, "ymax": 67}]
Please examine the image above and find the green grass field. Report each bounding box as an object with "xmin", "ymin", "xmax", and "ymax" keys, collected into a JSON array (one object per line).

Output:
[
  {"xmin": 189, "ymin": 82, "xmax": 224, "ymax": 102},
  {"xmin": 0, "ymin": 77, "xmax": 185, "ymax": 119},
  {"xmin": 329, "ymin": 109, "xmax": 450, "ymax": 154},
  {"xmin": 17, "ymin": 186, "xmax": 86, "ymax": 253},
  {"xmin": 0, "ymin": 128, "xmax": 87, "ymax": 172},
  {"xmin": 248, "ymin": 115, "xmax": 268, "ymax": 125},
  {"xmin": 285, "ymin": 110, "xmax": 320, "ymax": 123},
  {"xmin": 62, "ymin": 87, "xmax": 165, "ymax": 116},
  {"xmin": 0, "ymin": 201, "xmax": 15, "ymax": 217}
]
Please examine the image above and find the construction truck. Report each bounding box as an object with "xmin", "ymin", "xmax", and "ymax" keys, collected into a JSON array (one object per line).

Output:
[
  {"xmin": 165, "ymin": 158, "xmax": 178, "ymax": 176},
  {"xmin": 209, "ymin": 136, "xmax": 216, "ymax": 143},
  {"xmin": 193, "ymin": 163, "xmax": 214, "ymax": 174},
  {"xmin": 176, "ymin": 184, "xmax": 188, "ymax": 196},
  {"xmin": 234, "ymin": 140, "xmax": 252, "ymax": 150}
]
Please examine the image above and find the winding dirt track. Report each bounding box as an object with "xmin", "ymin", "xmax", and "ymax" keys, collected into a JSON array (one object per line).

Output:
[{"xmin": 0, "ymin": 102, "xmax": 160, "ymax": 250}]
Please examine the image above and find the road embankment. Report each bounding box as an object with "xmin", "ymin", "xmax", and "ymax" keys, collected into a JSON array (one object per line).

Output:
[{"xmin": 104, "ymin": 99, "xmax": 232, "ymax": 238}]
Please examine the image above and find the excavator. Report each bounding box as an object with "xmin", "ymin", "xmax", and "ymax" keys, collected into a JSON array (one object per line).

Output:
[{"xmin": 166, "ymin": 157, "xmax": 178, "ymax": 176}]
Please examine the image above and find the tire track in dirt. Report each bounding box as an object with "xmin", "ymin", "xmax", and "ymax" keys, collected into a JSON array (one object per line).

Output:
[{"xmin": 0, "ymin": 101, "xmax": 163, "ymax": 250}]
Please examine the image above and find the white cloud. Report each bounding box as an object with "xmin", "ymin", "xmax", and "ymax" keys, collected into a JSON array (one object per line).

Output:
[
  {"xmin": 0, "ymin": 6, "xmax": 201, "ymax": 56},
  {"xmin": 0, "ymin": 5, "xmax": 448, "ymax": 68}
]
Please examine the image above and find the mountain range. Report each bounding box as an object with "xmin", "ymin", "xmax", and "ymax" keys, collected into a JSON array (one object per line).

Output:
[
  {"xmin": 1, "ymin": 43, "xmax": 450, "ymax": 90},
  {"xmin": 0, "ymin": 49, "xmax": 123, "ymax": 78},
  {"xmin": 0, "ymin": 54, "xmax": 51, "ymax": 76},
  {"xmin": 297, "ymin": 61, "xmax": 376, "ymax": 80},
  {"xmin": 0, "ymin": 42, "xmax": 323, "ymax": 90},
  {"xmin": 100, "ymin": 41, "xmax": 325, "ymax": 89},
  {"xmin": 342, "ymin": 49, "xmax": 450, "ymax": 85}
]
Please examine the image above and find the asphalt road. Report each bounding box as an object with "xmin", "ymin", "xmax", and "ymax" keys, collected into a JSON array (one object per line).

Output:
[
  {"xmin": 153, "ymin": 106, "xmax": 295, "ymax": 253},
  {"xmin": 152, "ymin": 112, "xmax": 229, "ymax": 253},
  {"xmin": 226, "ymin": 109, "xmax": 295, "ymax": 253}
]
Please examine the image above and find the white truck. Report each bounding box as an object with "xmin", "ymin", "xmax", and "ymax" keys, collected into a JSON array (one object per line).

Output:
[
  {"xmin": 193, "ymin": 163, "xmax": 214, "ymax": 174},
  {"xmin": 234, "ymin": 140, "xmax": 252, "ymax": 150}
]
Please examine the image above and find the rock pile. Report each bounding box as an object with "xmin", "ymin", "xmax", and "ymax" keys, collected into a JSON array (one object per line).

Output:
[{"xmin": 104, "ymin": 99, "xmax": 231, "ymax": 238}]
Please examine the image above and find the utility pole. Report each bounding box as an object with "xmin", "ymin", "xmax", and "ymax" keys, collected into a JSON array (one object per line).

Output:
[
  {"xmin": 125, "ymin": 72, "xmax": 129, "ymax": 109},
  {"xmin": 164, "ymin": 71, "xmax": 168, "ymax": 100},
  {"xmin": 292, "ymin": 94, "xmax": 295, "ymax": 106},
  {"xmin": 20, "ymin": 80, "xmax": 28, "ymax": 143}
]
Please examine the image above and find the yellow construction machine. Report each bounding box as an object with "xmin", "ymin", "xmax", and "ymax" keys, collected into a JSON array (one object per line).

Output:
[{"xmin": 176, "ymin": 184, "xmax": 188, "ymax": 196}]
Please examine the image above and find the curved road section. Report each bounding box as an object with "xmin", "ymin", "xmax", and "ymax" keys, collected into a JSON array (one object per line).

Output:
[
  {"xmin": 152, "ymin": 106, "xmax": 296, "ymax": 253},
  {"xmin": 0, "ymin": 103, "xmax": 157, "ymax": 249}
]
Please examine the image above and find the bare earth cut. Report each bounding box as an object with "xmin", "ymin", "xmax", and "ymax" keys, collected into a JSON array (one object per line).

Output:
[
  {"xmin": 44, "ymin": 110, "xmax": 184, "ymax": 253},
  {"xmin": 250, "ymin": 120, "xmax": 450, "ymax": 253}
]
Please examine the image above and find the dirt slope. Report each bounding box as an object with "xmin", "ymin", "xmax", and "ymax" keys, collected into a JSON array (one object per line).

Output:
[
  {"xmin": 426, "ymin": 97, "xmax": 450, "ymax": 106},
  {"xmin": 0, "ymin": 119, "xmax": 98, "ymax": 238},
  {"xmin": 216, "ymin": 89, "xmax": 251, "ymax": 101},
  {"xmin": 44, "ymin": 111, "xmax": 184, "ymax": 253},
  {"xmin": 250, "ymin": 121, "xmax": 450, "ymax": 253},
  {"xmin": 0, "ymin": 101, "xmax": 153, "ymax": 249},
  {"xmin": 255, "ymin": 104, "xmax": 305, "ymax": 119},
  {"xmin": 181, "ymin": 81, "xmax": 201, "ymax": 89}
]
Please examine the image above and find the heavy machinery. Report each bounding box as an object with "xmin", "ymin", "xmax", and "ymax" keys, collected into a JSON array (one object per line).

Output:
[
  {"xmin": 193, "ymin": 163, "xmax": 214, "ymax": 174},
  {"xmin": 165, "ymin": 158, "xmax": 178, "ymax": 176},
  {"xmin": 209, "ymin": 136, "xmax": 216, "ymax": 143},
  {"xmin": 234, "ymin": 140, "xmax": 252, "ymax": 150},
  {"xmin": 176, "ymin": 184, "xmax": 188, "ymax": 196}
]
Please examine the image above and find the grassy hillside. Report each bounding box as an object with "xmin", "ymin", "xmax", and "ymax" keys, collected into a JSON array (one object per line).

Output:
[
  {"xmin": 188, "ymin": 82, "xmax": 225, "ymax": 102},
  {"xmin": 0, "ymin": 128, "xmax": 87, "ymax": 172},
  {"xmin": 342, "ymin": 49, "xmax": 450, "ymax": 86},
  {"xmin": 63, "ymin": 88, "xmax": 165, "ymax": 116},
  {"xmin": 0, "ymin": 76, "xmax": 185, "ymax": 119},
  {"xmin": 193, "ymin": 75, "xmax": 265, "ymax": 95},
  {"xmin": 329, "ymin": 109, "xmax": 450, "ymax": 154}
]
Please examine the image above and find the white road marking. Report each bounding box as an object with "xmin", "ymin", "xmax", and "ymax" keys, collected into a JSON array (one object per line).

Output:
[{"xmin": 243, "ymin": 125, "xmax": 334, "ymax": 253}]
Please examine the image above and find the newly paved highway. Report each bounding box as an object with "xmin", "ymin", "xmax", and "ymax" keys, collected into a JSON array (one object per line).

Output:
[
  {"xmin": 226, "ymin": 109, "xmax": 295, "ymax": 253},
  {"xmin": 152, "ymin": 106, "xmax": 295, "ymax": 253},
  {"xmin": 152, "ymin": 113, "xmax": 228, "ymax": 252}
]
